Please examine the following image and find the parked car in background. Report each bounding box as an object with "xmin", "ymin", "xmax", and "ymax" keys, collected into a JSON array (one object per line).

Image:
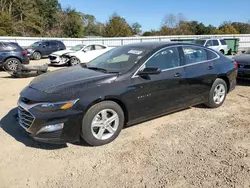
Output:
[
  {"xmin": 49, "ymin": 44, "xmax": 114, "ymax": 66},
  {"xmin": 0, "ymin": 42, "xmax": 29, "ymax": 71},
  {"xmin": 192, "ymin": 38, "xmax": 228, "ymax": 55},
  {"xmin": 233, "ymin": 49, "xmax": 250, "ymax": 79},
  {"xmin": 26, "ymin": 40, "xmax": 66, "ymax": 60},
  {"xmin": 18, "ymin": 42, "xmax": 237, "ymax": 146}
]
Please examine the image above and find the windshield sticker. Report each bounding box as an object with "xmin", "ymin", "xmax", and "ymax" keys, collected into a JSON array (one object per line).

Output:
[{"xmin": 128, "ymin": 50, "xmax": 143, "ymax": 55}]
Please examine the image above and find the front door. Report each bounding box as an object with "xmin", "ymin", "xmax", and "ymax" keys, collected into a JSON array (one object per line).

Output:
[{"xmin": 123, "ymin": 47, "xmax": 188, "ymax": 122}]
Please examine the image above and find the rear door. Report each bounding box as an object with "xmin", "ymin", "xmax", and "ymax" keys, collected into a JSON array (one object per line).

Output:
[
  {"xmin": 49, "ymin": 41, "xmax": 60, "ymax": 54},
  {"xmin": 126, "ymin": 46, "xmax": 188, "ymax": 121},
  {"xmin": 211, "ymin": 40, "xmax": 220, "ymax": 52},
  {"xmin": 181, "ymin": 45, "xmax": 217, "ymax": 104},
  {"xmin": 0, "ymin": 43, "xmax": 5, "ymax": 63}
]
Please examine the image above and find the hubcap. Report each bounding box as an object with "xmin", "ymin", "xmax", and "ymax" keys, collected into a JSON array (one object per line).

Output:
[
  {"xmin": 213, "ymin": 84, "xmax": 226, "ymax": 104},
  {"xmin": 7, "ymin": 60, "xmax": 19, "ymax": 71},
  {"xmin": 34, "ymin": 52, "xmax": 41, "ymax": 59},
  {"xmin": 91, "ymin": 109, "xmax": 119, "ymax": 140},
  {"xmin": 71, "ymin": 58, "xmax": 80, "ymax": 66}
]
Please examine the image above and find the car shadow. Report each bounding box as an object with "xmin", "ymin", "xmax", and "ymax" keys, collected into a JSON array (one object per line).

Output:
[{"xmin": 0, "ymin": 108, "xmax": 67, "ymax": 150}]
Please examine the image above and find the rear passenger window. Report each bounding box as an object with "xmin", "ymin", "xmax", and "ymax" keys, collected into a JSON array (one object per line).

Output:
[
  {"xmin": 220, "ymin": 40, "xmax": 227, "ymax": 45},
  {"xmin": 0, "ymin": 43, "xmax": 4, "ymax": 51},
  {"xmin": 50, "ymin": 41, "xmax": 58, "ymax": 46},
  {"xmin": 212, "ymin": 40, "xmax": 219, "ymax": 46},
  {"xmin": 145, "ymin": 47, "xmax": 180, "ymax": 70},
  {"xmin": 183, "ymin": 46, "xmax": 207, "ymax": 65},
  {"xmin": 205, "ymin": 49, "xmax": 218, "ymax": 60},
  {"xmin": 95, "ymin": 45, "xmax": 106, "ymax": 50}
]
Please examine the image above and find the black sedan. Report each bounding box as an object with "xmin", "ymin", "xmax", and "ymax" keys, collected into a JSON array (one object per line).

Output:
[
  {"xmin": 17, "ymin": 42, "xmax": 237, "ymax": 146},
  {"xmin": 233, "ymin": 49, "xmax": 250, "ymax": 79}
]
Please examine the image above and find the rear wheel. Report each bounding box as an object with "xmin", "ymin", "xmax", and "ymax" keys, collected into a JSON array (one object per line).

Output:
[
  {"xmin": 81, "ymin": 101, "xmax": 124, "ymax": 146},
  {"xmin": 3, "ymin": 58, "xmax": 21, "ymax": 71},
  {"xmin": 205, "ymin": 78, "xmax": 227, "ymax": 108},
  {"xmin": 33, "ymin": 51, "xmax": 42, "ymax": 60},
  {"xmin": 219, "ymin": 50, "xmax": 224, "ymax": 55}
]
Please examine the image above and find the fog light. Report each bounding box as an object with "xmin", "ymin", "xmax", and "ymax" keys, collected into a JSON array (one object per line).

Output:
[{"xmin": 37, "ymin": 123, "xmax": 64, "ymax": 134}]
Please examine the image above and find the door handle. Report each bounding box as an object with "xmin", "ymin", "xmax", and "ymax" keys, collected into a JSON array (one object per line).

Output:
[
  {"xmin": 174, "ymin": 72, "xmax": 182, "ymax": 77},
  {"xmin": 207, "ymin": 66, "xmax": 214, "ymax": 70}
]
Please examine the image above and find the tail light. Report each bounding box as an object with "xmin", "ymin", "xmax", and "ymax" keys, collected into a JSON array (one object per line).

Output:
[
  {"xmin": 22, "ymin": 50, "xmax": 27, "ymax": 55},
  {"xmin": 233, "ymin": 61, "xmax": 238, "ymax": 68}
]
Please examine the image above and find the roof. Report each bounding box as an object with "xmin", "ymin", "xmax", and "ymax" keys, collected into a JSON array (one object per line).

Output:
[{"xmin": 122, "ymin": 41, "xmax": 195, "ymax": 50}]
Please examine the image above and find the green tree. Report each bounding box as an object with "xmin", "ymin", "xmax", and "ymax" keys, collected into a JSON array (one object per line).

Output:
[
  {"xmin": 231, "ymin": 22, "xmax": 250, "ymax": 34},
  {"xmin": 218, "ymin": 24, "xmax": 239, "ymax": 34},
  {"xmin": 82, "ymin": 14, "xmax": 105, "ymax": 36},
  {"xmin": 104, "ymin": 13, "xmax": 133, "ymax": 37},
  {"xmin": 0, "ymin": 12, "xmax": 14, "ymax": 35},
  {"xmin": 62, "ymin": 8, "xmax": 84, "ymax": 38},
  {"xmin": 131, "ymin": 22, "xmax": 142, "ymax": 35}
]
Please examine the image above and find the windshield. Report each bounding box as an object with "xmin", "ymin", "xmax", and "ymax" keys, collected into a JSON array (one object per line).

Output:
[
  {"xmin": 192, "ymin": 40, "xmax": 206, "ymax": 45},
  {"xmin": 87, "ymin": 46, "xmax": 149, "ymax": 73},
  {"xmin": 70, "ymin": 45, "xmax": 85, "ymax": 51},
  {"xmin": 29, "ymin": 42, "xmax": 41, "ymax": 47}
]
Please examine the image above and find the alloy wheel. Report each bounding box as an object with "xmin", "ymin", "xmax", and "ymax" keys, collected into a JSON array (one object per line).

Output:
[
  {"xmin": 91, "ymin": 109, "xmax": 119, "ymax": 140},
  {"xmin": 70, "ymin": 57, "xmax": 80, "ymax": 66},
  {"xmin": 7, "ymin": 60, "xmax": 19, "ymax": 71},
  {"xmin": 33, "ymin": 52, "xmax": 41, "ymax": 60},
  {"xmin": 213, "ymin": 84, "xmax": 226, "ymax": 104}
]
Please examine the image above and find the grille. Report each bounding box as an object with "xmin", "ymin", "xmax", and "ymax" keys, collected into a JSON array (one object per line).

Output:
[
  {"xmin": 18, "ymin": 106, "xmax": 34, "ymax": 130},
  {"xmin": 238, "ymin": 64, "xmax": 250, "ymax": 69},
  {"xmin": 49, "ymin": 56, "xmax": 57, "ymax": 60}
]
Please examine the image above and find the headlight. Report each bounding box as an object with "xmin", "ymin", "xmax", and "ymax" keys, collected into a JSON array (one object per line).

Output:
[{"xmin": 33, "ymin": 99, "xmax": 79, "ymax": 112}]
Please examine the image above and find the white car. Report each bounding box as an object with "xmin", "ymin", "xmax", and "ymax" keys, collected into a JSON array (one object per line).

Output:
[
  {"xmin": 49, "ymin": 44, "xmax": 114, "ymax": 66},
  {"xmin": 192, "ymin": 38, "xmax": 228, "ymax": 55}
]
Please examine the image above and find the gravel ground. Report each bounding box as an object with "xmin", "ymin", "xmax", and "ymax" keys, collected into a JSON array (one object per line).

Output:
[{"xmin": 0, "ymin": 59, "xmax": 250, "ymax": 188}]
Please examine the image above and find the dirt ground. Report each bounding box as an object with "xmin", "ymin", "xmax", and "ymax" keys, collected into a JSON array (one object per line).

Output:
[{"xmin": 0, "ymin": 59, "xmax": 250, "ymax": 188}]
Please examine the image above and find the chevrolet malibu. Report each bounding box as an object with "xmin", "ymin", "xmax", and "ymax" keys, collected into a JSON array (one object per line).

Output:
[{"xmin": 18, "ymin": 42, "xmax": 237, "ymax": 146}]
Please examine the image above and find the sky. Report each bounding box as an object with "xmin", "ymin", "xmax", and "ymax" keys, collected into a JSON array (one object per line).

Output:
[{"xmin": 59, "ymin": 0, "xmax": 250, "ymax": 31}]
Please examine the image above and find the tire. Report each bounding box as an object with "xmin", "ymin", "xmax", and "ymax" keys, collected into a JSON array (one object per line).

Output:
[
  {"xmin": 32, "ymin": 51, "xmax": 42, "ymax": 60},
  {"xmin": 81, "ymin": 101, "xmax": 124, "ymax": 146},
  {"xmin": 3, "ymin": 58, "xmax": 21, "ymax": 71},
  {"xmin": 219, "ymin": 50, "xmax": 224, "ymax": 55},
  {"xmin": 205, "ymin": 78, "xmax": 227, "ymax": 108},
  {"xmin": 69, "ymin": 57, "xmax": 80, "ymax": 66}
]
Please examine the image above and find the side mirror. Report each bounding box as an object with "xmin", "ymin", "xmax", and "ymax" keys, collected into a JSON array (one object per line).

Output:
[{"xmin": 137, "ymin": 67, "xmax": 161, "ymax": 76}]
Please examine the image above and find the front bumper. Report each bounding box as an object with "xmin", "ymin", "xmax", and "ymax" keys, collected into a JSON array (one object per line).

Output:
[
  {"xmin": 17, "ymin": 99, "xmax": 83, "ymax": 144},
  {"xmin": 49, "ymin": 55, "xmax": 69, "ymax": 65},
  {"xmin": 237, "ymin": 68, "xmax": 250, "ymax": 78}
]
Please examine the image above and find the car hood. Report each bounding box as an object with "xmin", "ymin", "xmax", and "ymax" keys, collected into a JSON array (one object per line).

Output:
[
  {"xmin": 233, "ymin": 55, "xmax": 250, "ymax": 64},
  {"xmin": 27, "ymin": 66, "xmax": 117, "ymax": 94},
  {"xmin": 51, "ymin": 49, "xmax": 74, "ymax": 56}
]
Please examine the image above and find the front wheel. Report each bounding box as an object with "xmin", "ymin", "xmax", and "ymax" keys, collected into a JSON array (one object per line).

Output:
[
  {"xmin": 69, "ymin": 57, "xmax": 80, "ymax": 66},
  {"xmin": 32, "ymin": 51, "xmax": 42, "ymax": 60},
  {"xmin": 205, "ymin": 78, "xmax": 227, "ymax": 108},
  {"xmin": 81, "ymin": 101, "xmax": 124, "ymax": 146}
]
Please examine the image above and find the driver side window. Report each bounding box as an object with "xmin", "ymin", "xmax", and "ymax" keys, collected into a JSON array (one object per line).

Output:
[{"xmin": 144, "ymin": 47, "xmax": 180, "ymax": 70}]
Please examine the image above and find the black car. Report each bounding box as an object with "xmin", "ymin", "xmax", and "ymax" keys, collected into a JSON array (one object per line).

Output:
[
  {"xmin": 0, "ymin": 42, "xmax": 29, "ymax": 71},
  {"xmin": 233, "ymin": 49, "xmax": 250, "ymax": 79},
  {"xmin": 18, "ymin": 42, "xmax": 237, "ymax": 146},
  {"xmin": 26, "ymin": 40, "xmax": 66, "ymax": 60}
]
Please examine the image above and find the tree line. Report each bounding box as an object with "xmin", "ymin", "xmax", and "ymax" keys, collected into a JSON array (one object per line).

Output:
[{"xmin": 0, "ymin": 0, "xmax": 250, "ymax": 38}]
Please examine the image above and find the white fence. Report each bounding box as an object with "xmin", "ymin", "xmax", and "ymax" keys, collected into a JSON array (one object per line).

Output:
[{"xmin": 1, "ymin": 34, "xmax": 250, "ymax": 50}]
